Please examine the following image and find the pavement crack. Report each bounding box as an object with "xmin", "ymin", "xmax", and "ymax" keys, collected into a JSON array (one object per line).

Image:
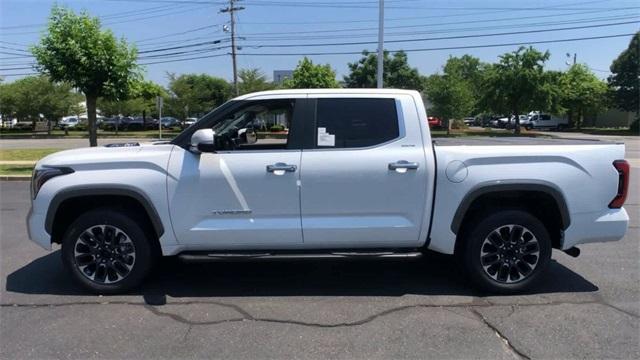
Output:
[
  {"xmin": 142, "ymin": 302, "xmax": 463, "ymax": 328},
  {"xmin": 470, "ymin": 308, "xmax": 531, "ymax": 360},
  {"xmin": 603, "ymin": 303, "xmax": 640, "ymax": 318}
]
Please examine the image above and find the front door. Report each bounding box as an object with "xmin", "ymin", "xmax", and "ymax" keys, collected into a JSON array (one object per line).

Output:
[{"xmin": 167, "ymin": 98, "xmax": 304, "ymax": 249}]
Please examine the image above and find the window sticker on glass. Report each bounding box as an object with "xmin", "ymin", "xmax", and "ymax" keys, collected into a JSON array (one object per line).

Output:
[{"xmin": 317, "ymin": 127, "xmax": 335, "ymax": 147}]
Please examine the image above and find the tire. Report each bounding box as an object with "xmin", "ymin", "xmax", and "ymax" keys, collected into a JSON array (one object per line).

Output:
[
  {"xmin": 61, "ymin": 208, "xmax": 155, "ymax": 294},
  {"xmin": 459, "ymin": 210, "xmax": 551, "ymax": 294},
  {"xmin": 524, "ymin": 125, "xmax": 532, "ymax": 131}
]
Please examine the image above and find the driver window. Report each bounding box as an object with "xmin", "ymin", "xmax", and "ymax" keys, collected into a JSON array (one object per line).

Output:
[{"xmin": 213, "ymin": 99, "xmax": 295, "ymax": 151}]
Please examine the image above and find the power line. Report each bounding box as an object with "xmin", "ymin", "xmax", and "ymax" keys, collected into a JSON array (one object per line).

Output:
[
  {"xmin": 140, "ymin": 53, "xmax": 228, "ymax": 65},
  {"xmin": 234, "ymin": 33, "xmax": 635, "ymax": 56},
  {"xmin": 242, "ymin": 1, "xmax": 637, "ymax": 11},
  {"xmin": 0, "ymin": 4, "xmax": 213, "ymax": 36},
  {"xmin": 239, "ymin": 12, "xmax": 639, "ymax": 36},
  {"xmin": 0, "ymin": 4, "xmax": 176, "ymax": 30},
  {"xmin": 3, "ymin": 17, "xmax": 637, "ymax": 64},
  {"xmin": 239, "ymin": 20, "xmax": 639, "ymax": 48},
  {"xmin": 134, "ymin": 23, "xmax": 226, "ymax": 43},
  {"xmin": 2, "ymin": 33, "xmax": 632, "ymax": 75},
  {"xmin": 138, "ymin": 38, "xmax": 229, "ymax": 54},
  {"xmin": 239, "ymin": 7, "xmax": 626, "ymax": 26}
]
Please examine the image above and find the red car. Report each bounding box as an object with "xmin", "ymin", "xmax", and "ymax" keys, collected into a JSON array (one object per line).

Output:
[{"xmin": 427, "ymin": 116, "xmax": 442, "ymax": 128}]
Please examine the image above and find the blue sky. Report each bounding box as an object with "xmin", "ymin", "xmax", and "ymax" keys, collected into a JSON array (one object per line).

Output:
[{"xmin": 1, "ymin": 0, "xmax": 638, "ymax": 86}]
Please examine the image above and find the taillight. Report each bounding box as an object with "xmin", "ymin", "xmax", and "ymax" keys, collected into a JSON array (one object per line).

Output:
[{"xmin": 609, "ymin": 160, "xmax": 630, "ymax": 209}]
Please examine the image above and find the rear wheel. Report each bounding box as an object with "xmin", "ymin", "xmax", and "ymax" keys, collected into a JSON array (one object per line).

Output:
[
  {"xmin": 61, "ymin": 209, "xmax": 155, "ymax": 294},
  {"xmin": 459, "ymin": 210, "xmax": 551, "ymax": 294}
]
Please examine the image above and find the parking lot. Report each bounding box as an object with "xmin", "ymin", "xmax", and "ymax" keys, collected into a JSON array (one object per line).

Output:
[{"xmin": 1, "ymin": 135, "xmax": 638, "ymax": 359}]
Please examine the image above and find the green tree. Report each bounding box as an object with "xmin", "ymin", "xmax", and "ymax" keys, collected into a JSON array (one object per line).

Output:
[
  {"xmin": 165, "ymin": 73, "xmax": 231, "ymax": 119},
  {"xmin": 238, "ymin": 68, "xmax": 275, "ymax": 95},
  {"xmin": 132, "ymin": 80, "xmax": 167, "ymax": 124},
  {"xmin": 344, "ymin": 51, "xmax": 425, "ymax": 90},
  {"xmin": 0, "ymin": 76, "xmax": 79, "ymax": 125},
  {"xmin": 32, "ymin": 6, "xmax": 140, "ymax": 146},
  {"xmin": 608, "ymin": 32, "xmax": 639, "ymax": 129},
  {"xmin": 425, "ymin": 74, "xmax": 474, "ymax": 134},
  {"xmin": 481, "ymin": 47, "xmax": 558, "ymax": 134},
  {"xmin": 442, "ymin": 55, "xmax": 488, "ymax": 114},
  {"xmin": 283, "ymin": 57, "xmax": 340, "ymax": 88},
  {"xmin": 560, "ymin": 64, "xmax": 608, "ymax": 129}
]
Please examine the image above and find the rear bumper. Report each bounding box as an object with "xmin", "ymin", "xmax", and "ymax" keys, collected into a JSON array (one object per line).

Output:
[{"xmin": 562, "ymin": 208, "xmax": 629, "ymax": 250}]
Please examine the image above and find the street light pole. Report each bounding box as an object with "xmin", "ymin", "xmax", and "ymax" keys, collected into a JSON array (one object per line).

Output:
[{"xmin": 376, "ymin": 0, "xmax": 384, "ymax": 88}]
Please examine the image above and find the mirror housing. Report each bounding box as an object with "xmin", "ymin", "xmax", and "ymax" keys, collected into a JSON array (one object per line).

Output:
[
  {"xmin": 190, "ymin": 128, "xmax": 216, "ymax": 153},
  {"xmin": 237, "ymin": 127, "xmax": 258, "ymax": 145}
]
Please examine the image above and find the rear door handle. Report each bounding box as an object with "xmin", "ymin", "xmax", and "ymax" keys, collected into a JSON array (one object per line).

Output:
[
  {"xmin": 267, "ymin": 162, "xmax": 297, "ymax": 173},
  {"xmin": 388, "ymin": 160, "xmax": 419, "ymax": 171}
]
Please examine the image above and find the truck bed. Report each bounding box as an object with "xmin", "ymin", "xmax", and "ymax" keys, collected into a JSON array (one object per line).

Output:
[{"xmin": 433, "ymin": 136, "xmax": 621, "ymax": 146}]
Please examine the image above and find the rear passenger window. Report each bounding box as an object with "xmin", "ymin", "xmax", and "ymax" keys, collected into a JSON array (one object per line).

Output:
[{"xmin": 315, "ymin": 98, "xmax": 399, "ymax": 148}]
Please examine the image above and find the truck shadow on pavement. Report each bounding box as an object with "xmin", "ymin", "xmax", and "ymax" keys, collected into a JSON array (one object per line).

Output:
[{"xmin": 6, "ymin": 250, "xmax": 598, "ymax": 297}]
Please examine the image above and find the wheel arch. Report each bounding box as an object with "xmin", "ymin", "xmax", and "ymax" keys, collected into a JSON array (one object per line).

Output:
[
  {"xmin": 46, "ymin": 186, "xmax": 164, "ymax": 245},
  {"xmin": 451, "ymin": 181, "xmax": 570, "ymax": 251}
]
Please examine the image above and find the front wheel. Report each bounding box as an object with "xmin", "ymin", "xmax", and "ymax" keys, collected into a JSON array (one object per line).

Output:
[
  {"xmin": 459, "ymin": 210, "xmax": 551, "ymax": 294},
  {"xmin": 61, "ymin": 209, "xmax": 155, "ymax": 294}
]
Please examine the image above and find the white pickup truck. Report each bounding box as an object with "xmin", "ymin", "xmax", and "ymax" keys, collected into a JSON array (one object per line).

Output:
[{"xmin": 27, "ymin": 89, "xmax": 630, "ymax": 294}]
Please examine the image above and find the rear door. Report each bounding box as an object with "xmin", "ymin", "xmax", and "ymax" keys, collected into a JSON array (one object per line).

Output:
[{"xmin": 299, "ymin": 94, "xmax": 432, "ymax": 248}]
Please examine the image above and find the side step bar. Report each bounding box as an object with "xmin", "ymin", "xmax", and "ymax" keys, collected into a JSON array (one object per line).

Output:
[{"xmin": 178, "ymin": 251, "xmax": 423, "ymax": 262}]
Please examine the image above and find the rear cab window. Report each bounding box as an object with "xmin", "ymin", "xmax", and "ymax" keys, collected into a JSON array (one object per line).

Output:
[{"xmin": 314, "ymin": 98, "xmax": 399, "ymax": 148}]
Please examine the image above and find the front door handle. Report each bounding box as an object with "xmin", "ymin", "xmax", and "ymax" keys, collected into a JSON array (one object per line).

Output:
[
  {"xmin": 388, "ymin": 160, "xmax": 419, "ymax": 171},
  {"xmin": 267, "ymin": 162, "xmax": 297, "ymax": 174}
]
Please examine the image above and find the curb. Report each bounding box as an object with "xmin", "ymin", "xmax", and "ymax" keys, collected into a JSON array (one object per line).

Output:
[
  {"xmin": 0, "ymin": 175, "xmax": 31, "ymax": 181},
  {"xmin": 0, "ymin": 161, "xmax": 36, "ymax": 165}
]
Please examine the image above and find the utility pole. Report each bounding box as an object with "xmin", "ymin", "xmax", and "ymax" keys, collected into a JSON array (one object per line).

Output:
[
  {"xmin": 221, "ymin": 0, "xmax": 244, "ymax": 96},
  {"xmin": 376, "ymin": 0, "xmax": 384, "ymax": 88}
]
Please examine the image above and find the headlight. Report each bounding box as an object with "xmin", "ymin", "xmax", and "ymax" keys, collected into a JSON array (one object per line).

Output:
[{"xmin": 31, "ymin": 166, "xmax": 74, "ymax": 199}]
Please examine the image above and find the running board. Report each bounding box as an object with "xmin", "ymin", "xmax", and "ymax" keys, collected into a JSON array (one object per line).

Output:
[{"xmin": 178, "ymin": 251, "xmax": 423, "ymax": 262}]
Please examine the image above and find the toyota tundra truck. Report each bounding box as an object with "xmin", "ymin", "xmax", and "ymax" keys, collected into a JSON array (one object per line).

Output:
[{"xmin": 27, "ymin": 89, "xmax": 630, "ymax": 294}]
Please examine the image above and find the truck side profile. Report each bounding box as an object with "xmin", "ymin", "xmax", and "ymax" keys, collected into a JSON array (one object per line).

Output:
[{"xmin": 27, "ymin": 89, "xmax": 630, "ymax": 294}]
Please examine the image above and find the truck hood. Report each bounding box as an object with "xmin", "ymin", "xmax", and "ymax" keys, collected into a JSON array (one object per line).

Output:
[{"xmin": 36, "ymin": 141, "xmax": 176, "ymax": 170}]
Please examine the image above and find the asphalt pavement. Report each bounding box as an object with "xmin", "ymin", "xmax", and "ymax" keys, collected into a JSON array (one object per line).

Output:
[{"xmin": 0, "ymin": 136, "xmax": 638, "ymax": 359}]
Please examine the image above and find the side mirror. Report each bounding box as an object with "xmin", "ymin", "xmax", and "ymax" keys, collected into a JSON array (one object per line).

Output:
[
  {"xmin": 238, "ymin": 127, "xmax": 258, "ymax": 145},
  {"xmin": 190, "ymin": 128, "xmax": 216, "ymax": 153}
]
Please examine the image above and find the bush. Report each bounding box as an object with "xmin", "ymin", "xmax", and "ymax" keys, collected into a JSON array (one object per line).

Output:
[
  {"xmin": 450, "ymin": 119, "xmax": 468, "ymax": 130},
  {"xmin": 269, "ymin": 124, "xmax": 285, "ymax": 132}
]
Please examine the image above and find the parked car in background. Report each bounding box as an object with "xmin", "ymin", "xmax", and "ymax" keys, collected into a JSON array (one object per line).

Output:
[
  {"xmin": 463, "ymin": 117, "xmax": 476, "ymax": 126},
  {"xmin": 427, "ymin": 116, "xmax": 442, "ymax": 128},
  {"xmin": 58, "ymin": 116, "xmax": 81, "ymax": 129},
  {"xmin": 184, "ymin": 117, "xmax": 198, "ymax": 128},
  {"xmin": 159, "ymin": 117, "xmax": 180, "ymax": 129},
  {"xmin": 504, "ymin": 115, "xmax": 531, "ymax": 129},
  {"xmin": 491, "ymin": 117, "xmax": 510, "ymax": 128},
  {"xmin": 525, "ymin": 113, "xmax": 569, "ymax": 130},
  {"xmin": 125, "ymin": 117, "xmax": 147, "ymax": 131},
  {"xmin": 101, "ymin": 116, "xmax": 131, "ymax": 131},
  {"xmin": 145, "ymin": 118, "xmax": 159, "ymax": 130},
  {"xmin": 13, "ymin": 121, "xmax": 35, "ymax": 130},
  {"xmin": 1, "ymin": 116, "xmax": 17, "ymax": 128}
]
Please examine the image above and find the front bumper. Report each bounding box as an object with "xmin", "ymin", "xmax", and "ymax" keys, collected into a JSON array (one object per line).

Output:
[
  {"xmin": 26, "ymin": 204, "xmax": 51, "ymax": 250},
  {"xmin": 562, "ymin": 208, "xmax": 629, "ymax": 250}
]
